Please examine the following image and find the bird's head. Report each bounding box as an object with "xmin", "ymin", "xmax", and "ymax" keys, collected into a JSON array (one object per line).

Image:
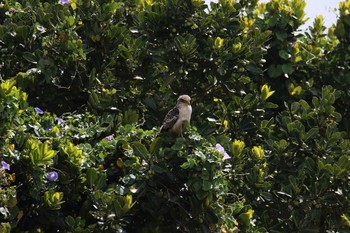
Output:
[{"xmin": 177, "ymin": 95, "xmax": 191, "ymax": 106}]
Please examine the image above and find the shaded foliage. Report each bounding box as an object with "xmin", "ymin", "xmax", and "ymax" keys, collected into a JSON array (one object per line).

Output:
[{"xmin": 1, "ymin": 0, "xmax": 350, "ymax": 232}]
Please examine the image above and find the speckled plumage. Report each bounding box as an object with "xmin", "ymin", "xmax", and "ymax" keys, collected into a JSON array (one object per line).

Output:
[{"xmin": 160, "ymin": 95, "xmax": 192, "ymax": 135}]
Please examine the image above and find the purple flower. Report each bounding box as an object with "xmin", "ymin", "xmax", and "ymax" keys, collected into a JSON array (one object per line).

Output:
[
  {"xmin": 34, "ymin": 107, "xmax": 44, "ymax": 115},
  {"xmin": 47, "ymin": 171, "xmax": 58, "ymax": 181},
  {"xmin": 222, "ymin": 153, "xmax": 231, "ymax": 161},
  {"xmin": 132, "ymin": 130, "xmax": 137, "ymax": 136},
  {"xmin": 216, "ymin": 143, "xmax": 231, "ymax": 161},
  {"xmin": 8, "ymin": 8, "xmax": 18, "ymax": 13},
  {"xmin": 59, "ymin": 0, "xmax": 69, "ymax": 4},
  {"xmin": 105, "ymin": 135, "xmax": 113, "ymax": 141},
  {"xmin": 45, "ymin": 125, "xmax": 53, "ymax": 131},
  {"xmin": 1, "ymin": 161, "xmax": 10, "ymax": 171},
  {"xmin": 57, "ymin": 118, "xmax": 66, "ymax": 124},
  {"xmin": 215, "ymin": 143, "xmax": 225, "ymax": 153}
]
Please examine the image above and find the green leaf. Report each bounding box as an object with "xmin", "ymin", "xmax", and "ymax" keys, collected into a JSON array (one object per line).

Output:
[
  {"xmin": 288, "ymin": 175, "xmax": 300, "ymax": 194},
  {"xmin": 23, "ymin": 52, "xmax": 38, "ymax": 64},
  {"xmin": 246, "ymin": 63, "xmax": 262, "ymax": 75},
  {"xmin": 282, "ymin": 64, "xmax": 294, "ymax": 74},
  {"xmin": 304, "ymin": 128, "xmax": 319, "ymax": 141},
  {"xmin": 344, "ymin": 14, "xmax": 350, "ymax": 26},
  {"xmin": 131, "ymin": 141, "xmax": 150, "ymax": 160},
  {"xmin": 268, "ymin": 64, "xmax": 283, "ymax": 78},
  {"xmin": 152, "ymin": 165, "xmax": 167, "ymax": 174},
  {"xmin": 113, "ymin": 195, "xmax": 135, "ymax": 218},
  {"xmin": 202, "ymin": 180, "xmax": 212, "ymax": 191},
  {"xmin": 67, "ymin": 16, "xmax": 75, "ymax": 26},
  {"xmin": 276, "ymin": 31, "xmax": 288, "ymax": 41},
  {"xmin": 279, "ymin": 50, "xmax": 290, "ymax": 60},
  {"xmin": 238, "ymin": 213, "xmax": 251, "ymax": 226},
  {"xmin": 290, "ymin": 85, "xmax": 302, "ymax": 96},
  {"xmin": 214, "ymin": 37, "xmax": 223, "ymax": 49},
  {"xmin": 337, "ymin": 155, "xmax": 349, "ymax": 169},
  {"xmin": 279, "ymin": 139, "xmax": 289, "ymax": 150},
  {"xmin": 181, "ymin": 158, "xmax": 197, "ymax": 169},
  {"xmin": 265, "ymin": 102, "xmax": 279, "ymax": 109},
  {"xmin": 95, "ymin": 173, "xmax": 107, "ymax": 190},
  {"xmin": 65, "ymin": 216, "xmax": 75, "ymax": 228},
  {"xmin": 261, "ymin": 192, "xmax": 273, "ymax": 201},
  {"xmin": 299, "ymin": 99, "xmax": 310, "ymax": 110},
  {"xmin": 150, "ymin": 137, "xmax": 161, "ymax": 154},
  {"xmin": 39, "ymin": 142, "xmax": 55, "ymax": 161},
  {"xmin": 144, "ymin": 97, "xmax": 157, "ymax": 111},
  {"xmin": 44, "ymin": 190, "xmax": 64, "ymax": 210},
  {"xmin": 28, "ymin": 140, "xmax": 56, "ymax": 166},
  {"xmin": 86, "ymin": 168, "xmax": 98, "ymax": 189},
  {"xmin": 0, "ymin": 222, "xmax": 11, "ymax": 233},
  {"xmin": 268, "ymin": 17, "xmax": 278, "ymax": 27},
  {"xmin": 1, "ymin": 79, "xmax": 16, "ymax": 93},
  {"xmin": 123, "ymin": 109, "xmax": 139, "ymax": 124},
  {"xmin": 305, "ymin": 157, "xmax": 316, "ymax": 172}
]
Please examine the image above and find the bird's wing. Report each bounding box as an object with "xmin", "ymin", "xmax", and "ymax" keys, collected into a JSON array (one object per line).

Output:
[{"xmin": 160, "ymin": 107, "xmax": 179, "ymax": 132}]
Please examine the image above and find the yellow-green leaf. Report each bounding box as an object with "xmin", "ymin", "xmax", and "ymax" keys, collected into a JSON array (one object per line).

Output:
[
  {"xmin": 261, "ymin": 84, "xmax": 275, "ymax": 101},
  {"xmin": 252, "ymin": 146, "xmax": 264, "ymax": 160},
  {"xmin": 214, "ymin": 37, "xmax": 224, "ymax": 49}
]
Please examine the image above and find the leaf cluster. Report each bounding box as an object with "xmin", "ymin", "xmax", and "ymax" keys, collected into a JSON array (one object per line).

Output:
[{"xmin": 1, "ymin": 0, "xmax": 350, "ymax": 232}]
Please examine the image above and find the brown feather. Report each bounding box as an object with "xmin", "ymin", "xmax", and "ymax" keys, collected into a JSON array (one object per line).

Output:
[{"xmin": 160, "ymin": 107, "xmax": 179, "ymax": 132}]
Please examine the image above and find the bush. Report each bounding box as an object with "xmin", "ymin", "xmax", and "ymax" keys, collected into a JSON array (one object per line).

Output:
[
  {"xmin": 1, "ymin": 0, "xmax": 350, "ymax": 232},
  {"xmin": 258, "ymin": 86, "xmax": 350, "ymax": 231},
  {"xmin": 0, "ymin": 104, "xmax": 261, "ymax": 232}
]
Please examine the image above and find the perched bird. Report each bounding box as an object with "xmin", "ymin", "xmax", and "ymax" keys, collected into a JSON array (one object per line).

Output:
[{"xmin": 160, "ymin": 95, "xmax": 192, "ymax": 136}]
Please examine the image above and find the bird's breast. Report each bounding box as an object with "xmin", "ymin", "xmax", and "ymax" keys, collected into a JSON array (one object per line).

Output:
[{"xmin": 179, "ymin": 105, "xmax": 192, "ymax": 122}]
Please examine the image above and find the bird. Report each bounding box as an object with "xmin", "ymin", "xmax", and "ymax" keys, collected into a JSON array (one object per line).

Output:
[{"xmin": 160, "ymin": 95, "xmax": 192, "ymax": 136}]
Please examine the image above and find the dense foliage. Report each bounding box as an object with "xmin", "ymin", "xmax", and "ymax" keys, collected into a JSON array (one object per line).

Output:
[{"xmin": 1, "ymin": 0, "xmax": 350, "ymax": 232}]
